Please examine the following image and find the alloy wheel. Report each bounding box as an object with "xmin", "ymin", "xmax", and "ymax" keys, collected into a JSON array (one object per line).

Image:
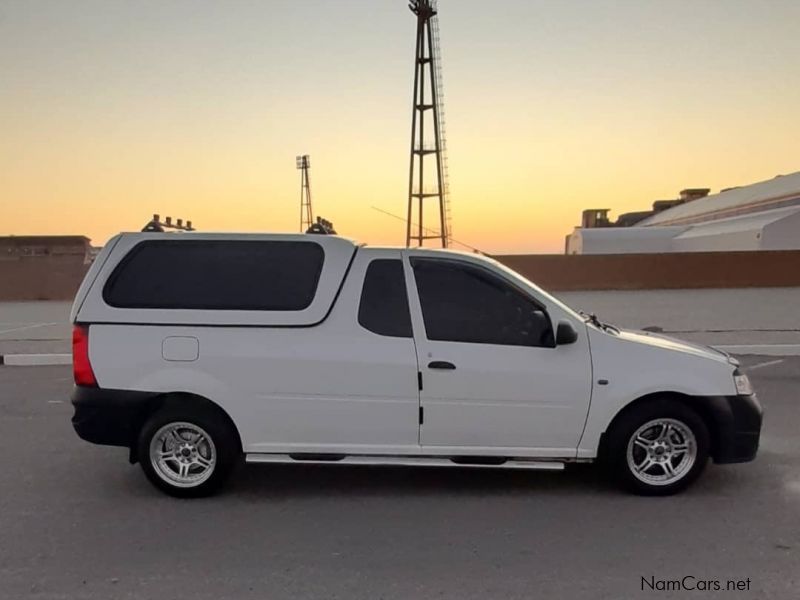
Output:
[
  {"xmin": 149, "ymin": 422, "xmax": 217, "ymax": 488},
  {"xmin": 626, "ymin": 418, "xmax": 697, "ymax": 486}
]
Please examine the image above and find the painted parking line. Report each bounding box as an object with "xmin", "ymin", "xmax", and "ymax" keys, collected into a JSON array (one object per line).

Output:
[
  {"xmin": 0, "ymin": 322, "xmax": 59, "ymax": 335},
  {"xmin": 1, "ymin": 354, "xmax": 71, "ymax": 366},
  {"xmin": 746, "ymin": 359, "xmax": 785, "ymax": 372},
  {"xmin": 716, "ymin": 344, "xmax": 800, "ymax": 356}
]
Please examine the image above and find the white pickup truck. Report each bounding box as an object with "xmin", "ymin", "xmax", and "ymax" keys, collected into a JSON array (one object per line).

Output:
[{"xmin": 69, "ymin": 232, "xmax": 762, "ymax": 497}]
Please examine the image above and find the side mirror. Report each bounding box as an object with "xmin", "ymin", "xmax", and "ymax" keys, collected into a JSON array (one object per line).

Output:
[{"xmin": 555, "ymin": 320, "xmax": 579, "ymax": 346}]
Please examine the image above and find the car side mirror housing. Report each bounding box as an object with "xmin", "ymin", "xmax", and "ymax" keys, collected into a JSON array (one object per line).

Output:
[{"xmin": 555, "ymin": 320, "xmax": 579, "ymax": 346}]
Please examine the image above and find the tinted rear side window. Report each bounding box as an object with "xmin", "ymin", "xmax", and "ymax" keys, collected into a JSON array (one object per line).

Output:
[
  {"xmin": 104, "ymin": 240, "xmax": 324, "ymax": 310},
  {"xmin": 358, "ymin": 259, "xmax": 412, "ymax": 338}
]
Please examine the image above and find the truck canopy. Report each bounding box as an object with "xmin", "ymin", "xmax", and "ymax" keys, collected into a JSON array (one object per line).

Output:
[{"xmin": 72, "ymin": 233, "xmax": 358, "ymax": 327}]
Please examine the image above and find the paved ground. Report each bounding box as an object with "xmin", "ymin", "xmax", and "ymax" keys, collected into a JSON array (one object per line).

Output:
[
  {"xmin": 3, "ymin": 288, "xmax": 799, "ymax": 355},
  {"xmin": 0, "ymin": 302, "xmax": 72, "ymax": 355},
  {"xmin": 0, "ymin": 358, "xmax": 797, "ymax": 599}
]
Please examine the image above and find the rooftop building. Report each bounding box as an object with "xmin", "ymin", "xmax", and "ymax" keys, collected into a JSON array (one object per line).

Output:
[{"xmin": 566, "ymin": 172, "xmax": 800, "ymax": 254}]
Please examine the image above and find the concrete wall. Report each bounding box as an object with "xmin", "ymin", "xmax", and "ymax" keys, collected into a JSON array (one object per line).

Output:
[
  {"xmin": 2, "ymin": 247, "xmax": 799, "ymax": 299},
  {"xmin": 0, "ymin": 255, "xmax": 90, "ymax": 301},
  {"xmin": 0, "ymin": 236, "xmax": 91, "ymax": 301},
  {"xmin": 495, "ymin": 250, "xmax": 800, "ymax": 291}
]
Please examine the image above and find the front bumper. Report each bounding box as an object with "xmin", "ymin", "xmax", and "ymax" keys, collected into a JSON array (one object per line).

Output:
[
  {"xmin": 702, "ymin": 394, "xmax": 763, "ymax": 464},
  {"xmin": 71, "ymin": 385, "xmax": 158, "ymax": 448}
]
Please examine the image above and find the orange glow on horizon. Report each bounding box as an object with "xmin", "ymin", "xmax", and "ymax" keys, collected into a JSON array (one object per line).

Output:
[{"xmin": 2, "ymin": 1, "xmax": 799, "ymax": 254}]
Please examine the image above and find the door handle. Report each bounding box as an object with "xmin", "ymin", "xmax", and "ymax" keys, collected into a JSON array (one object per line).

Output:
[{"xmin": 428, "ymin": 361, "xmax": 456, "ymax": 370}]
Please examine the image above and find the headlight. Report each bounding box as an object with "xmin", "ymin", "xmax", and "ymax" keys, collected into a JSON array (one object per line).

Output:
[{"xmin": 733, "ymin": 371, "xmax": 753, "ymax": 396}]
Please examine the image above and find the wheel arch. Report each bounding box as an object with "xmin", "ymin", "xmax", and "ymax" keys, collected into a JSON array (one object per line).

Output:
[
  {"xmin": 129, "ymin": 392, "xmax": 243, "ymax": 464},
  {"xmin": 597, "ymin": 391, "xmax": 723, "ymax": 463}
]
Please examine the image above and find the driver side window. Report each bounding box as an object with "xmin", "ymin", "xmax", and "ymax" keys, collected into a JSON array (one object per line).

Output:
[{"xmin": 411, "ymin": 258, "xmax": 554, "ymax": 347}]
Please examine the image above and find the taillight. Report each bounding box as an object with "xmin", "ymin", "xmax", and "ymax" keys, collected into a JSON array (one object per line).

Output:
[{"xmin": 72, "ymin": 325, "xmax": 97, "ymax": 387}]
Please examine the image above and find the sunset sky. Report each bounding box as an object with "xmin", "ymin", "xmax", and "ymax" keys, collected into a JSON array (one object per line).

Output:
[{"xmin": 2, "ymin": 0, "xmax": 799, "ymax": 253}]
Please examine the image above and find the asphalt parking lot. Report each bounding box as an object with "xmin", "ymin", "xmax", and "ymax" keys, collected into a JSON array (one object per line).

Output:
[{"xmin": 0, "ymin": 358, "xmax": 798, "ymax": 599}]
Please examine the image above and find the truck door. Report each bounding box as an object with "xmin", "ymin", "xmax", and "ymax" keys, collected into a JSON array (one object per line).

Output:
[{"xmin": 405, "ymin": 255, "xmax": 592, "ymax": 457}]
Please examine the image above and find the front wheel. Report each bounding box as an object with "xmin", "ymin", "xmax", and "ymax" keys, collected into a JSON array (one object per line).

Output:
[
  {"xmin": 137, "ymin": 402, "xmax": 241, "ymax": 498},
  {"xmin": 605, "ymin": 399, "xmax": 710, "ymax": 496}
]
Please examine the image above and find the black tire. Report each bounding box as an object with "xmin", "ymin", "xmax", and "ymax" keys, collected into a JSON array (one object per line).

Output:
[
  {"xmin": 136, "ymin": 400, "xmax": 241, "ymax": 498},
  {"xmin": 603, "ymin": 398, "xmax": 710, "ymax": 496}
]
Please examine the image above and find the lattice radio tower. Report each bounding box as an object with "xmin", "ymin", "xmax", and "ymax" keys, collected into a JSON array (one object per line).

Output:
[
  {"xmin": 406, "ymin": 0, "xmax": 452, "ymax": 248},
  {"xmin": 296, "ymin": 155, "xmax": 314, "ymax": 233}
]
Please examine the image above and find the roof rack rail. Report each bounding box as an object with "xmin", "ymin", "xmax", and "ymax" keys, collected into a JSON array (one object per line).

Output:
[
  {"xmin": 142, "ymin": 214, "xmax": 194, "ymax": 232},
  {"xmin": 306, "ymin": 217, "xmax": 336, "ymax": 235}
]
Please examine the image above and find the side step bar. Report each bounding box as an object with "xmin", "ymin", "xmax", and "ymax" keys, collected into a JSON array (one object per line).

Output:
[{"xmin": 246, "ymin": 454, "xmax": 565, "ymax": 471}]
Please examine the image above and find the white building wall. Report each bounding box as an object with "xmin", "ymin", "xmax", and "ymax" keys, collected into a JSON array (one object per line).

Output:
[
  {"xmin": 762, "ymin": 209, "xmax": 800, "ymax": 250},
  {"xmin": 567, "ymin": 207, "xmax": 800, "ymax": 254},
  {"xmin": 672, "ymin": 230, "xmax": 761, "ymax": 252},
  {"xmin": 567, "ymin": 227, "xmax": 686, "ymax": 255},
  {"xmin": 565, "ymin": 230, "xmax": 582, "ymax": 254}
]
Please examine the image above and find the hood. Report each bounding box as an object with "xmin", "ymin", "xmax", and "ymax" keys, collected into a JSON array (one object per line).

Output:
[{"xmin": 613, "ymin": 329, "xmax": 735, "ymax": 365}]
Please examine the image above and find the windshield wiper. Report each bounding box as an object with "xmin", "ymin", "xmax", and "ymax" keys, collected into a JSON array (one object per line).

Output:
[
  {"xmin": 579, "ymin": 310, "xmax": 601, "ymax": 327},
  {"xmin": 579, "ymin": 310, "xmax": 619, "ymax": 334}
]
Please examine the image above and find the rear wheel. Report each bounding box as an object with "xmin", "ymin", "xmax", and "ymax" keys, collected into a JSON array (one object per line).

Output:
[
  {"xmin": 605, "ymin": 399, "xmax": 710, "ymax": 495},
  {"xmin": 137, "ymin": 402, "xmax": 240, "ymax": 497}
]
